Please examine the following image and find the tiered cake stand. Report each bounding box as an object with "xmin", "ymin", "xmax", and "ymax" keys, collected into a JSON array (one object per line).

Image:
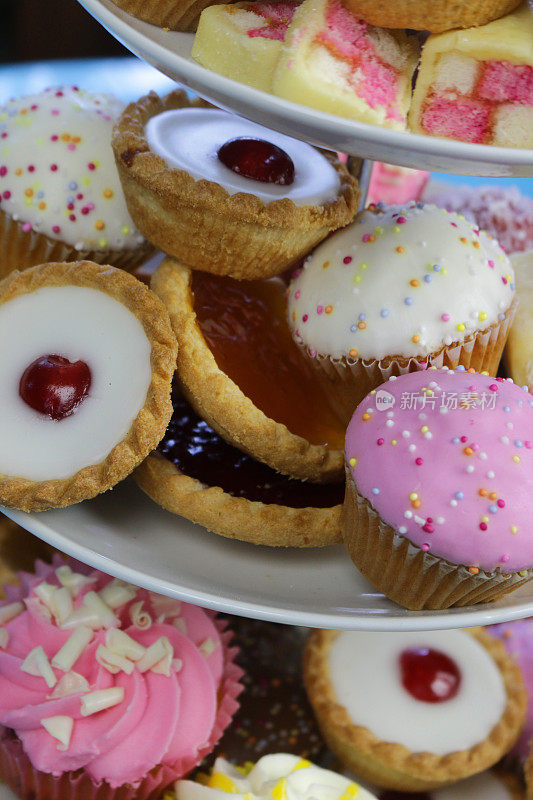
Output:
[{"xmin": 3, "ymin": 0, "xmax": 533, "ymax": 632}]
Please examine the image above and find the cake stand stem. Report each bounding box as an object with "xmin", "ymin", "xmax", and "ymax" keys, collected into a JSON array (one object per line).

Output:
[{"xmin": 347, "ymin": 157, "xmax": 373, "ymax": 210}]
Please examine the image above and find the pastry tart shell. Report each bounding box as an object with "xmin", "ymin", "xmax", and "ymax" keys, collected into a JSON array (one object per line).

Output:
[
  {"xmin": 342, "ymin": 471, "xmax": 533, "ymax": 610},
  {"xmin": 108, "ymin": 0, "xmax": 227, "ymax": 31},
  {"xmin": 341, "ymin": 0, "xmax": 522, "ymax": 32},
  {"xmin": 135, "ymin": 452, "xmax": 342, "ymax": 547},
  {"xmin": 304, "ymin": 626, "xmax": 527, "ymax": 791},
  {"xmin": 151, "ymin": 257, "xmax": 343, "ymax": 483},
  {"xmin": 112, "ymin": 91, "xmax": 360, "ymax": 279},
  {"xmin": 0, "ymin": 261, "xmax": 178, "ymax": 512},
  {"xmin": 0, "ymin": 206, "xmax": 153, "ymax": 281}
]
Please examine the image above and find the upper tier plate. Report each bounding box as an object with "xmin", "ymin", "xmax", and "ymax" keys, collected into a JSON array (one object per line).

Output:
[
  {"xmin": 77, "ymin": 0, "xmax": 533, "ymax": 177},
  {"xmin": 4, "ymin": 481, "xmax": 533, "ymax": 631}
]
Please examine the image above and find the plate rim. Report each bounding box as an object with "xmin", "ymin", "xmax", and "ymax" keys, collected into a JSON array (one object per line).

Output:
[{"xmin": 4, "ymin": 500, "xmax": 533, "ymax": 632}]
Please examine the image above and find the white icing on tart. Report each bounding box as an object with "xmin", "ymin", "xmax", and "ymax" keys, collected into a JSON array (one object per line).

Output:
[
  {"xmin": 0, "ymin": 87, "xmax": 144, "ymax": 251},
  {"xmin": 328, "ymin": 630, "xmax": 506, "ymax": 755},
  {"xmin": 144, "ymin": 108, "xmax": 341, "ymax": 207},
  {"xmin": 0, "ymin": 286, "xmax": 151, "ymax": 481},
  {"xmin": 287, "ymin": 202, "xmax": 515, "ymax": 360}
]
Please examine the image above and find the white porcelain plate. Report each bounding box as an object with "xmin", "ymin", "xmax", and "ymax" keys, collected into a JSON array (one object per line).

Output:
[
  {"xmin": 77, "ymin": 0, "xmax": 533, "ymax": 177},
  {"xmin": 4, "ymin": 481, "xmax": 533, "ymax": 631}
]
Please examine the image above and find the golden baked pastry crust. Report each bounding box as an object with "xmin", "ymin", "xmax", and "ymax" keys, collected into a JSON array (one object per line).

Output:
[
  {"xmin": 0, "ymin": 261, "xmax": 178, "ymax": 512},
  {"xmin": 151, "ymin": 257, "xmax": 343, "ymax": 483},
  {"xmin": 342, "ymin": 0, "xmax": 522, "ymax": 32},
  {"xmin": 343, "ymin": 472, "xmax": 533, "ymax": 610},
  {"xmin": 135, "ymin": 452, "xmax": 342, "ymax": 547},
  {"xmin": 304, "ymin": 627, "xmax": 527, "ymax": 792},
  {"xmin": 112, "ymin": 90, "xmax": 360, "ymax": 279},
  {"xmin": 0, "ymin": 204, "xmax": 153, "ymax": 281},
  {"xmin": 108, "ymin": 0, "xmax": 227, "ymax": 31}
]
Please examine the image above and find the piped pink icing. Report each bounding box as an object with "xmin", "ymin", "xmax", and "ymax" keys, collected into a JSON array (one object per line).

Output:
[
  {"xmin": 0, "ymin": 558, "xmax": 242, "ymax": 789},
  {"xmin": 345, "ymin": 368, "xmax": 533, "ymax": 573},
  {"xmin": 317, "ymin": 1, "xmax": 402, "ymax": 122},
  {"xmin": 489, "ymin": 618, "xmax": 533, "ymax": 763},
  {"xmin": 368, "ymin": 163, "xmax": 429, "ymax": 206},
  {"xmin": 246, "ymin": 1, "xmax": 299, "ymax": 40}
]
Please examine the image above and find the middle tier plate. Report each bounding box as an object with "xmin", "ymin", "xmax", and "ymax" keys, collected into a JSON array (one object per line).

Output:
[{"xmin": 3, "ymin": 482, "xmax": 533, "ymax": 631}]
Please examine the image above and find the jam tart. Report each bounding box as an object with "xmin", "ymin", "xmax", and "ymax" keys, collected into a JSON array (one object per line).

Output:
[
  {"xmin": 149, "ymin": 257, "xmax": 345, "ymax": 483},
  {"xmin": 304, "ymin": 627, "xmax": 526, "ymax": 792},
  {"xmin": 111, "ymin": 90, "xmax": 359, "ymax": 279},
  {"xmin": 0, "ymin": 261, "xmax": 177, "ymax": 512},
  {"xmin": 134, "ymin": 388, "xmax": 343, "ymax": 547}
]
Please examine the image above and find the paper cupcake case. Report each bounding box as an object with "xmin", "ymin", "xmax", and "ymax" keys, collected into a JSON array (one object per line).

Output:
[
  {"xmin": 0, "ymin": 558, "xmax": 244, "ymax": 800},
  {"xmin": 305, "ymin": 299, "xmax": 516, "ymax": 424},
  {"xmin": 0, "ymin": 208, "xmax": 152, "ymax": 279},
  {"xmin": 343, "ymin": 475, "xmax": 533, "ymax": 611}
]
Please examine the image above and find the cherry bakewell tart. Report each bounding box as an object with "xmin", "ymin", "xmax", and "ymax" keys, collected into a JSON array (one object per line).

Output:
[
  {"xmin": 147, "ymin": 257, "xmax": 345, "ymax": 484},
  {"xmin": 0, "ymin": 261, "xmax": 177, "ymax": 512},
  {"xmin": 340, "ymin": 0, "xmax": 522, "ymax": 32},
  {"xmin": 111, "ymin": 90, "xmax": 359, "ymax": 280},
  {"xmin": 304, "ymin": 628, "xmax": 526, "ymax": 792}
]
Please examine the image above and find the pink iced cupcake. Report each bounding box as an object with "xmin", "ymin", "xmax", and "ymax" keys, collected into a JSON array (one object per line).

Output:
[
  {"xmin": 343, "ymin": 367, "xmax": 533, "ymax": 610},
  {"xmin": 0, "ymin": 557, "xmax": 242, "ymax": 800}
]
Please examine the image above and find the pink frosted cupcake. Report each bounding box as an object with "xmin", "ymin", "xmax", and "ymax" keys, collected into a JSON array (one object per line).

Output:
[
  {"xmin": 343, "ymin": 367, "xmax": 533, "ymax": 610},
  {"xmin": 0, "ymin": 556, "xmax": 242, "ymax": 800}
]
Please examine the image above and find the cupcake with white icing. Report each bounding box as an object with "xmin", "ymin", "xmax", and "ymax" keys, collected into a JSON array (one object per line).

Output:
[
  {"xmin": 287, "ymin": 201, "xmax": 516, "ymax": 423},
  {"xmin": 0, "ymin": 87, "xmax": 151, "ymax": 278},
  {"xmin": 112, "ymin": 90, "xmax": 359, "ymax": 279},
  {"xmin": 304, "ymin": 628, "xmax": 526, "ymax": 793}
]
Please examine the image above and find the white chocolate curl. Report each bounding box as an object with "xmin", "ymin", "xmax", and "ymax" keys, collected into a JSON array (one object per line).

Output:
[
  {"xmin": 61, "ymin": 592, "xmax": 118, "ymax": 631},
  {"xmin": 173, "ymin": 617, "xmax": 188, "ymax": 635},
  {"xmin": 21, "ymin": 646, "xmax": 57, "ymax": 688},
  {"xmin": 80, "ymin": 687, "xmax": 125, "ymax": 716},
  {"xmin": 34, "ymin": 583, "xmax": 73, "ymax": 625},
  {"xmin": 50, "ymin": 671, "xmax": 89, "ymax": 699},
  {"xmin": 0, "ymin": 628, "xmax": 9, "ymax": 649},
  {"xmin": 0, "ymin": 601, "xmax": 24, "ymax": 625},
  {"xmin": 41, "ymin": 715, "xmax": 73, "ymax": 749},
  {"xmin": 96, "ymin": 645, "xmax": 135, "ymax": 674},
  {"xmin": 52, "ymin": 626, "xmax": 93, "ymax": 672},
  {"xmin": 129, "ymin": 601, "xmax": 152, "ymax": 630},
  {"xmin": 136, "ymin": 637, "xmax": 173, "ymax": 674},
  {"xmin": 55, "ymin": 565, "xmax": 97, "ymax": 596},
  {"xmin": 99, "ymin": 578, "xmax": 137, "ymax": 610},
  {"xmin": 199, "ymin": 638, "xmax": 218, "ymax": 657},
  {"xmin": 149, "ymin": 594, "xmax": 182, "ymax": 619},
  {"xmin": 106, "ymin": 628, "xmax": 146, "ymax": 661}
]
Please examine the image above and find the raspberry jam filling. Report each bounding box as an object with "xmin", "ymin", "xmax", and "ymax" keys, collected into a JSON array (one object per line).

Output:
[
  {"xmin": 399, "ymin": 647, "xmax": 461, "ymax": 704},
  {"xmin": 191, "ymin": 271, "xmax": 344, "ymax": 450},
  {"xmin": 217, "ymin": 138, "xmax": 295, "ymax": 185},
  {"xmin": 158, "ymin": 387, "xmax": 344, "ymax": 507},
  {"xmin": 242, "ymin": 0, "xmax": 299, "ymax": 40},
  {"xmin": 19, "ymin": 354, "xmax": 91, "ymax": 421},
  {"xmin": 422, "ymin": 58, "xmax": 533, "ymax": 143},
  {"xmin": 314, "ymin": 0, "xmax": 402, "ymax": 120}
]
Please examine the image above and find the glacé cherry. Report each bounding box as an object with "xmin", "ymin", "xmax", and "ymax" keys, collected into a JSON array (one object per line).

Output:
[
  {"xmin": 399, "ymin": 647, "xmax": 461, "ymax": 703},
  {"xmin": 19, "ymin": 354, "xmax": 91, "ymax": 420},
  {"xmin": 217, "ymin": 137, "xmax": 295, "ymax": 185}
]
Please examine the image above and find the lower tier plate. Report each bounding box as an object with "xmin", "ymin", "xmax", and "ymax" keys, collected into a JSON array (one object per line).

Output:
[{"xmin": 3, "ymin": 481, "xmax": 533, "ymax": 631}]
